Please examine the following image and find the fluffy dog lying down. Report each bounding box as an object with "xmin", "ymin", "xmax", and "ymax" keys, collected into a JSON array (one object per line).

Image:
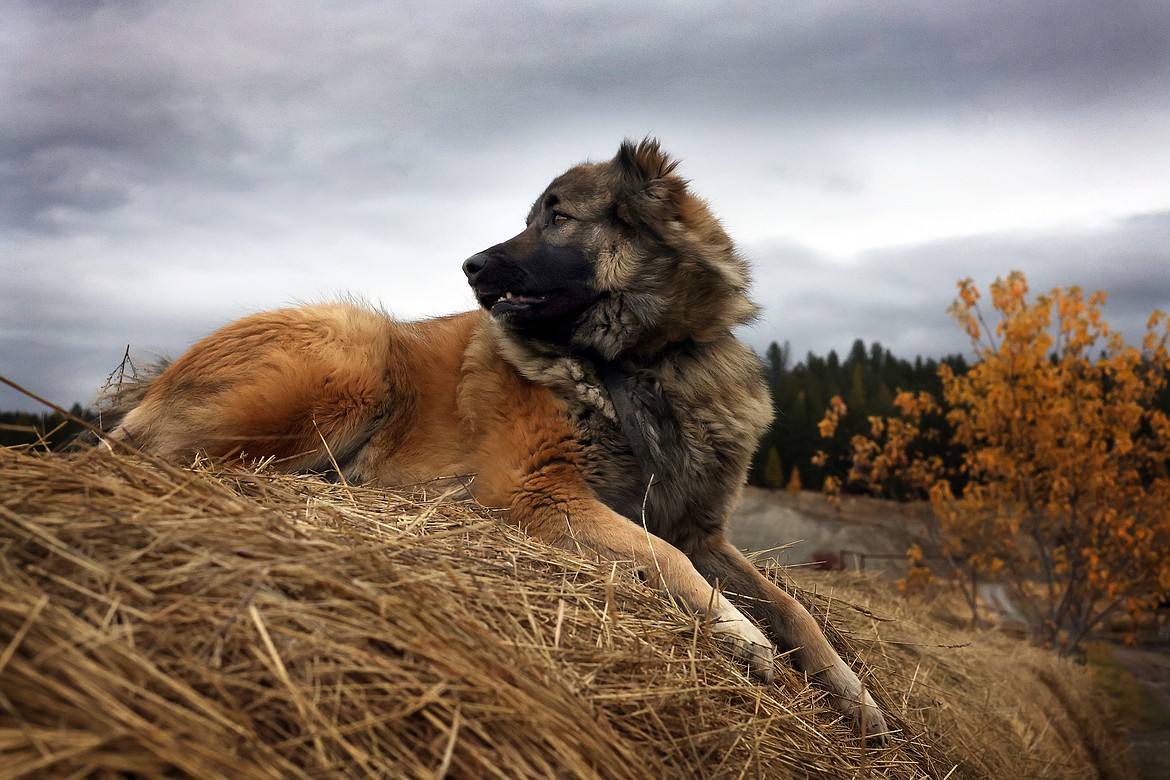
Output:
[{"xmin": 107, "ymin": 139, "xmax": 888, "ymax": 742}]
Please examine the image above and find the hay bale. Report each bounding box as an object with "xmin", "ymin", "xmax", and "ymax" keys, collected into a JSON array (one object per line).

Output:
[{"xmin": 0, "ymin": 447, "xmax": 1132, "ymax": 778}]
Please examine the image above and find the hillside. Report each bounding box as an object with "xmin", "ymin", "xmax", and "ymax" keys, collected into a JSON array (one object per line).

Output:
[
  {"xmin": 0, "ymin": 447, "xmax": 1136, "ymax": 779},
  {"xmin": 729, "ymin": 486, "xmax": 934, "ymax": 577}
]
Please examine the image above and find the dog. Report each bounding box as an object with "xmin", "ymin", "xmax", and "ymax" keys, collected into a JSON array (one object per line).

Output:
[{"xmin": 106, "ymin": 139, "xmax": 887, "ymax": 741}]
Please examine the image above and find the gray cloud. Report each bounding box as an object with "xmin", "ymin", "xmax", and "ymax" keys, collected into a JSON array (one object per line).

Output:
[
  {"xmin": 3, "ymin": 1, "xmax": 1170, "ymax": 410},
  {"xmin": 8, "ymin": 0, "xmax": 1170, "ymax": 234},
  {"xmin": 742, "ymin": 211, "xmax": 1170, "ymax": 360}
]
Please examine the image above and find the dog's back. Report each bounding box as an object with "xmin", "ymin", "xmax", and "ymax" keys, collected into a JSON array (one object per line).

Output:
[{"xmin": 110, "ymin": 303, "xmax": 480, "ymax": 482}]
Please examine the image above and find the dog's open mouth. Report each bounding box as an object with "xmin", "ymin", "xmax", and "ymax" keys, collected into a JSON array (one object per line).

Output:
[{"xmin": 487, "ymin": 291, "xmax": 548, "ymax": 315}]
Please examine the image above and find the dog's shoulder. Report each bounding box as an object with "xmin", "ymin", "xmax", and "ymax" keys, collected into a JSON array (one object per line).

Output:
[{"xmin": 454, "ymin": 315, "xmax": 581, "ymax": 432}]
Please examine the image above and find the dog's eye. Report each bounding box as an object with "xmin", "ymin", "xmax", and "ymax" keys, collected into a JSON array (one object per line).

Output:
[{"xmin": 549, "ymin": 212, "xmax": 571, "ymax": 227}]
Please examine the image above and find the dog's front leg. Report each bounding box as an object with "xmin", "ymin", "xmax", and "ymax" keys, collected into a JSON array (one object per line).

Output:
[
  {"xmin": 689, "ymin": 535, "xmax": 889, "ymax": 743},
  {"xmin": 463, "ymin": 362, "xmax": 776, "ymax": 678},
  {"xmin": 523, "ymin": 492, "xmax": 776, "ymax": 683},
  {"xmin": 464, "ymin": 380, "xmax": 774, "ymax": 680}
]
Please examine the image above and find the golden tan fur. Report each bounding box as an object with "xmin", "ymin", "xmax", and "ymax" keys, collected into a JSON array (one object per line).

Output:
[{"xmin": 113, "ymin": 303, "xmax": 773, "ymax": 671}]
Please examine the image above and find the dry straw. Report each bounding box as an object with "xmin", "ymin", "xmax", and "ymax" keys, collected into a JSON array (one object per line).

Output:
[{"xmin": 0, "ymin": 446, "xmax": 1132, "ymax": 778}]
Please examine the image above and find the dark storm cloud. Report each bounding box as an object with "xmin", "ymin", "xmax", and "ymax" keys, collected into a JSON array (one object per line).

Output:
[
  {"xmin": 423, "ymin": 0, "xmax": 1170, "ymax": 140},
  {"xmin": 516, "ymin": 0, "xmax": 1170, "ymax": 119},
  {"xmin": 7, "ymin": 0, "xmax": 1170, "ymax": 234},
  {"xmin": 417, "ymin": 1, "xmax": 1168, "ymax": 103},
  {"xmin": 1, "ymin": 12, "xmax": 255, "ymax": 233},
  {"xmin": 743, "ymin": 210, "xmax": 1170, "ymax": 360}
]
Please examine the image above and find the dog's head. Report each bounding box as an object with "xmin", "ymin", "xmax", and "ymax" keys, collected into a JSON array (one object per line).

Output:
[{"xmin": 463, "ymin": 138, "xmax": 757, "ymax": 359}]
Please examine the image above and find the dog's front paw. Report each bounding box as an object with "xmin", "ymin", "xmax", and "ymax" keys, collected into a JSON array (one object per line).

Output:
[
  {"xmin": 826, "ymin": 674, "xmax": 889, "ymax": 745},
  {"xmin": 709, "ymin": 601, "xmax": 775, "ymax": 682},
  {"xmin": 714, "ymin": 627, "xmax": 775, "ymax": 683}
]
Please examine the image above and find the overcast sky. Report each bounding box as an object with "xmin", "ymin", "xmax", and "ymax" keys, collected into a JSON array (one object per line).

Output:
[{"xmin": 3, "ymin": 0, "xmax": 1170, "ymax": 411}]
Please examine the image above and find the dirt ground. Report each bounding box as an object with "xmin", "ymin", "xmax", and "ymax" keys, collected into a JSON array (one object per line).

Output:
[
  {"xmin": 727, "ymin": 486, "xmax": 932, "ymax": 577},
  {"xmin": 1109, "ymin": 643, "xmax": 1170, "ymax": 780}
]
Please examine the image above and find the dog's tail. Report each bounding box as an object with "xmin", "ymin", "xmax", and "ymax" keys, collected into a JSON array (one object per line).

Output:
[{"xmin": 72, "ymin": 347, "xmax": 169, "ymax": 447}]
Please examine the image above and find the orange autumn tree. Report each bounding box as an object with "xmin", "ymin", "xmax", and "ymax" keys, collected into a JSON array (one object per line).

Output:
[{"xmin": 819, "ymin": 271, "xmax": 1170, "ymax": 655}]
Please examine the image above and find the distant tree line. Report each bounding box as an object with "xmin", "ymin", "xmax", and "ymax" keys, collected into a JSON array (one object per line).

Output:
[
  {"xmin": 748, "ymin": 338, "xmax": 971, "ymax": 494},
  {"xmin": 0, "ymin": 405, "xmax": 94, "ymax": 449}
]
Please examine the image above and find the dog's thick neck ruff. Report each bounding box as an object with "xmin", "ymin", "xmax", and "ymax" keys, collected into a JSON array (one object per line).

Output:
[{"xmin": 593, "ymin": 357, "xmax": 659, "ymax": 496}]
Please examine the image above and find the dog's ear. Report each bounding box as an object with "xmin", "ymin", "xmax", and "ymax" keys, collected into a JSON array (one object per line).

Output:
[
  {"xmin": 613, "ymin": 137, "xmax": 688, "ymax": 228},
  {"xmin": 617, "ymin": 137, "xmax": 679, "ymax": 183}
]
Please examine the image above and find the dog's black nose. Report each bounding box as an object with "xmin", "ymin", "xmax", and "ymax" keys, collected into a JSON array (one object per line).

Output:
[{"xmin": 462, "ymin": 252, "xmax": 489, "ymax": 280}]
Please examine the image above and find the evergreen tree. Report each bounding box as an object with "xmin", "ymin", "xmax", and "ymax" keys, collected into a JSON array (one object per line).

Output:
[
  {"xmin": 848, "ymin": 339, "xmax": 867, "ymax": 368},
  {"xmin": 846, "ymin": 362, "xmax": 867, "ymax": 419},
  {"xmin": 765, "ymin": 341, "xmax": 791, "ymax": 386},
  {"xmin": 763, "ymin": 446, "xmax": 784, "ymax": 488}
]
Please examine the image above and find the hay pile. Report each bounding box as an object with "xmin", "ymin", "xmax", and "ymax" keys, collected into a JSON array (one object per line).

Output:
[{"xmin": 0, "ymin": 447, "xmax": 1131, "ymax": 778}]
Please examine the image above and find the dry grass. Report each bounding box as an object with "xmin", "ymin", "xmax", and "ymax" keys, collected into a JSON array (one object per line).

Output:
[{"xmin": 0, "ymin": 446, "xmax": 1135, "ymax": 778}]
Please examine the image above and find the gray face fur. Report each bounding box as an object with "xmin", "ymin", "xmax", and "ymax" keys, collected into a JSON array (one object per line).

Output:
[{"xmin": 466, "ymin": 138, "xmax": 759, "ymax": 361}]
